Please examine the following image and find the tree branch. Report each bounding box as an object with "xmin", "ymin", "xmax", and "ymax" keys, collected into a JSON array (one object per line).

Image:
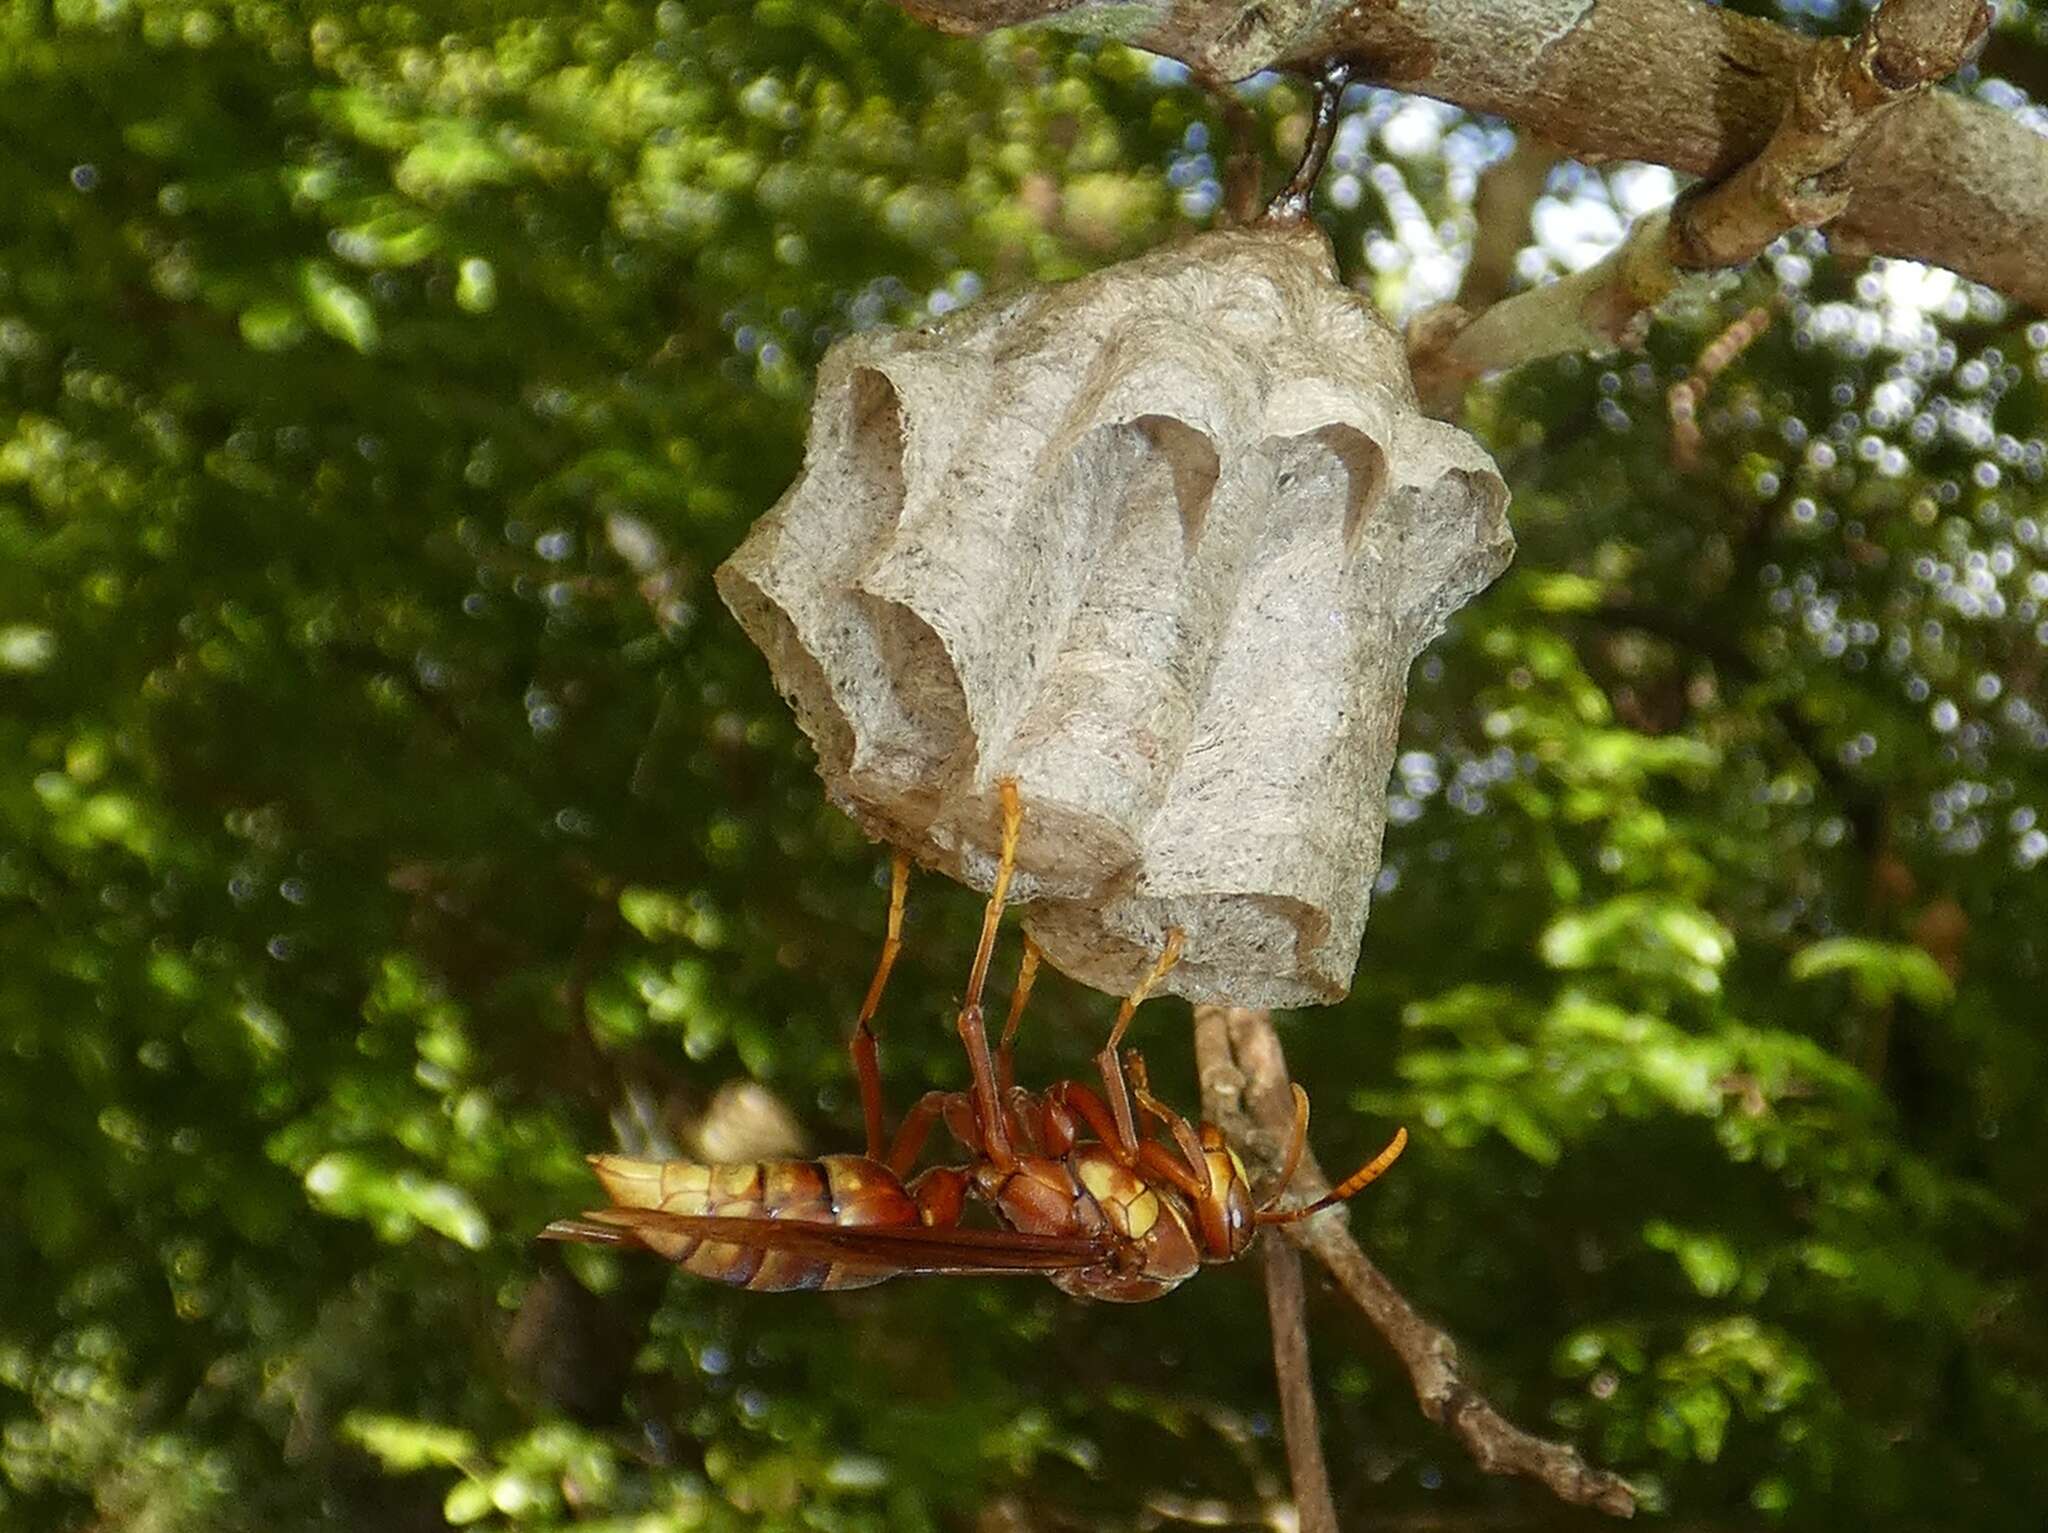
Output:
[
  {"xmin": 1409, "ymin": 211, "xmax": 1680, "ymax": 415},
  {"xmin": 1456, "ymin": 133, "xmax": 1563, "ymax": 316},
  {"xmin": 1194, "ymin": 1004, "xmax": 1638, "ymax": 1518},
  {"xmin": 895, "ymin": 0, "xmax": 2045, "ymax": 313},
  {"xmin": 1666, "ymin": 0, "xmax": 1990, "ymax": 271},
  {"xmin": 1264, "ymin": 1236, "xmax": 1341, "ymax": 1533},
  {"xmin": 1408, "ymin": 0, "xmax": 1987, "ymax": 413}
]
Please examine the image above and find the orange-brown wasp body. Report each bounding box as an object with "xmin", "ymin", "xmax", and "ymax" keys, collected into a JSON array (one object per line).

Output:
[{"xmin": 544, "ymin": 785, "xmax": 1405, "ymax": 1301}]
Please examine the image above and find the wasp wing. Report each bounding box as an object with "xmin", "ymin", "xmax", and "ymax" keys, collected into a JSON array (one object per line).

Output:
[{"xmin": 542, "ymin": 1207, "xmax": 1106, "ymax": 1276}]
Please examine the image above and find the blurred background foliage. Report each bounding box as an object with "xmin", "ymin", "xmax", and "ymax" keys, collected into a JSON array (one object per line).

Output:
[{"xmin": 3, "ymin": 0, "xmax": 2047, "ymax": 1528}]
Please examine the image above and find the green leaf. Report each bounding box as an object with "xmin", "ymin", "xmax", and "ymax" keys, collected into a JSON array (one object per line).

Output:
[
  {"xmin": 1790, "ymin": 938, "xmax": 1954, "ymax": 1008},
  {"xmin": 1539, "ymin": 895, "xmax": 1732, "ymax": 992},
  {"xmin": 302, "ymin": 263, "xmax": 379, "ymax": 353},
  {"xmin": 443, "ymin": 1478, "xmax": 493, "ymax": 1524},
  {"xmin": 1672, "ymin": 1382, "xmax": 1731, "ymax": 1462},
  {"xmin": 1645, "ymin": 1221, "xmax": 1742, "ymax": 1297},
  {"xmin": 342, "ymin": 1413, "xmax": 478, "ymax": 1472}
]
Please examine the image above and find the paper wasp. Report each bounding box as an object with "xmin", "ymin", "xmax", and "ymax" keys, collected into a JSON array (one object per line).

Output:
[{"xmin": 544, "ymin": 783, "xmax": 1406, "ymax": 1301}]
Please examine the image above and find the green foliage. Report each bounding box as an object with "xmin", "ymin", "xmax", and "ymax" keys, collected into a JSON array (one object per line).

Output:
[
  {"xmin": 1790, "ymin": 936, "xmax": 1955, "ymax": 1008},
  {"xmin": 4, "ymin": 0, "xmax": 2047, "ymax": 1529}
]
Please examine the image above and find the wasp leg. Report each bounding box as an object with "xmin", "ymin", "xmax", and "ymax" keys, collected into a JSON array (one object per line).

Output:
[
  {"xmin": 1092, "ymin": 931, "xmax": 1184, "ymax": 1164},
  {"xmin": 995, "ymin": 936, "xmax": 1042, "ymax": 1103},
  {"xmin": 908, "ymin": 1165, "xmax": 972, "ymax": 1228},
  {"xmin": 954, "ymin": 781, "xmax": 1023, "ymax": 1170},
  {"xmin": 885, "ymin": 1089, "xmax": 973, "ymax": 1179},
  {"xmin": 850, "ymin": 852, "xmax": 912, "ymax": 1161},
  {"xmin": 1046, "ymin": 1078, "xmax": 1123, "ymax": 1153},
  {"xmin": 1031, "ymin": 1089, "xmax": 1078, "ymax": 1156},
  {"xmin": 996, "ymin": 936, "xmax": 1043, "ymax": 1148},
  {"xmin": 1126, "ymin": 1047, "xmax": 1212, "ymax": 1197}
]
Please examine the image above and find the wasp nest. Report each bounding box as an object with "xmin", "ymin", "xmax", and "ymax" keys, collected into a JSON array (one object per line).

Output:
[{"xmin": 716, "ymin": 224, "xmax": 1511, "ymax": 1007}]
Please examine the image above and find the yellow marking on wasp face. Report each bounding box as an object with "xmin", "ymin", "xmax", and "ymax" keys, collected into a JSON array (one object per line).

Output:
[
  {"xmin": 1125, "ymin": 1187, "xmax": 1161, "ymax": 1240},
  {"xmin": 1226, "ymin": 1148, "xmax": 1250, "ymax": 1189}
]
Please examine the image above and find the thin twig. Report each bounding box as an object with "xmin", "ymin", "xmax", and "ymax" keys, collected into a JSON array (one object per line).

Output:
[
  {"xmin": 1264, "ymin": 1236, "xmax": 1341, "ymax": 1533},
  {"xmin": 1195, "ymin": 1004, "xmax": 1638, "ymax": 1518},
  {"xmin": 1263, "ymin": 59, "xmax": 1352, "ymax": 225}
]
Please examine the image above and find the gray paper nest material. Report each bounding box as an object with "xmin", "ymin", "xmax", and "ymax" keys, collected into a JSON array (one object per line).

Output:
[{"xmin": 717, "ymin": 225, "xmax": 1512, "ymax": 1007}]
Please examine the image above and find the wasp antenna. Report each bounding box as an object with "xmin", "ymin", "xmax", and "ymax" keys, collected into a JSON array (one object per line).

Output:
[
  {"xmin": 1256, "ymin": 1126, "xmax": 1407, "ymax": 1226},
  {"xmin": 1255, "ymin": 1084, "xmax": 1312, "ymax": 1214}
]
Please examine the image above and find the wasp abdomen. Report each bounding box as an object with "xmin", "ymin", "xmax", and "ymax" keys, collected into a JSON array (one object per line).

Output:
[{"xmin": 588, "ymin": 1153, "xmax": 918, "ymax": 1292}]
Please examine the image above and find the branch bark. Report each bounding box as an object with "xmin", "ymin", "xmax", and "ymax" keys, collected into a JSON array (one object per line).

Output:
[
  {"xmin": 1406, "ymin": 0, "xmax": 1987, "ymax": 413},
  {"xmin": 1194, "ymin": 1003, "xmax": 1638, "ymax": 1518},
  {"xmin": 1666, "ymin": 0, "xmax": 1990, "ymax": 271},
  {"xmin": 1264, "ymin": 1237, "xmax": 1342, "ymax": 1533},
  {"xmin": 1456, "ymin": 133, "xmax": 1563, "ymax": 315},
  {"xmin": 1409, "ymin": 0, "xmax": 1982, "ymax": 413},
  {"xmin": 1408, "ymin": 212, "xmax": 1680, "ymax": 415},
  {"xmin": 896, "ymin": 0, "xmax": 2045, "ymax": 314}
]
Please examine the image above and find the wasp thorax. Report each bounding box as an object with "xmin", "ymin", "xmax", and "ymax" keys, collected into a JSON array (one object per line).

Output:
[
  {"xmin": 1075, "ymin": 1150, "xmax": 1164, "ymax": 1243},
  {"xmin": 1040, "ymin": 1144, "xmax": 1201, "ymax": 1301}
]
